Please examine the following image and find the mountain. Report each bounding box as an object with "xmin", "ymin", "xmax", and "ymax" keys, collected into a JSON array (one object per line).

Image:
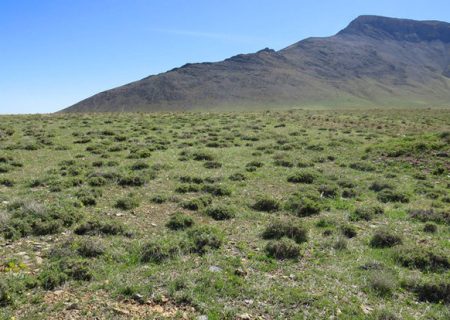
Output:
[{"xmin": 61, "ymin": 15, "xmax": 450, "ymax": 112}]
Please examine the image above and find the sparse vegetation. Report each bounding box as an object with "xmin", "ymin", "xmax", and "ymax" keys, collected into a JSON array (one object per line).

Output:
[{"xmin": 0, "ymin": 110, "xmax": 449, "ymax": 318}]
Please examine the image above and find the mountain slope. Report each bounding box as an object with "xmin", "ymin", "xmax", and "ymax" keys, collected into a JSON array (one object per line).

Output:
[{"xmin": 61, "ymin": 15, "xmax": 450, "ymax": 112}]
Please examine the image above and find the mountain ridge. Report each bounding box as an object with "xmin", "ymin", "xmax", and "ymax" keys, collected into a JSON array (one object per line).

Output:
[{"xmin": 61, "ymin": 15, "xmax": 450, "ymax": 112}]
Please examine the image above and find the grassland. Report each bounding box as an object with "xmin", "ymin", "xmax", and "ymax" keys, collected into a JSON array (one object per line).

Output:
[{"xmin": 0, "ymin": 109, "xmax": 449, "ymax": 319}]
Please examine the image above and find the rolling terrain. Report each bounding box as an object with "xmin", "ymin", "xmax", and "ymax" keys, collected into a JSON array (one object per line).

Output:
[{"xmin": 62, "ymin": 15, "xmax": 450, "ymax": 112}]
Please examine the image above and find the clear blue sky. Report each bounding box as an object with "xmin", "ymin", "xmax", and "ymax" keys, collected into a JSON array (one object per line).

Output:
[{"xmin": 1, "ymin": 0, "xmax": 449, "ymax": 114}]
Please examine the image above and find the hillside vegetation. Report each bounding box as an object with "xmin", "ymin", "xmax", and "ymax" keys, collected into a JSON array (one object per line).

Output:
[{"xmin": 0, "ymin": 109, "xmax": 449, "ymax": 319}]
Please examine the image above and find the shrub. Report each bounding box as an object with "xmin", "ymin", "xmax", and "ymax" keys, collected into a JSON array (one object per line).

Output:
[
  {"xmin": 74, "ymin": 219, "xmax": 125, "ymax": 236},
  {"xmin": 0, "ymin": 281, "xmax": 12, "ymax": 306},
  {"xmin": 285, "ymin": 196, "xmax": 321, "ymax": 217},
  {"xmin": 262, "ymin": 219, "xmax": 308, "ymax": 244},
  {"xmin": 369, "ymin": 181, "xmax": 393, "ymax": 192},
  {"xmin": 205, "ymin": 205, "xmax": 235, "ymax": 220},
  {"xmin": 118, "ymin": 175, "xmax": 146, "ymax": 187},
  {"xmin": 376, "ymin": 310, "xmax": 399, "ymax": 320},
  {"xmin": 181, "ymin": 196, "xmax": 211, "ymax": 211},
  {"xmin": 202, "ymin": 184, "xmax": 231, "ymax": 196},
  {"xmin": 193, "ymin": 152, "xmax": 215, "ymax": 161},
  {"xmin": 318, "ymin": 185, "xmax": 338, "ymax": 198},
  {"xmin": 349, "ymin": 162, "xmax": 375, "ymax": 172},
  {"xmin": 130, "ymin": 161, "xmax": 149, "ymax": 170},
  {"xmin": 370, "ymin": 230, "xmax": 402, "ymax": 248},
  {"xmin": 342, "ymin": 188, "xmax": 357, "ymax": 198},
  {"xmin": 350, "ymin": 205, "xmax": 384, "ymax": 221},
  {"xmin": 140, "ymin": 240, "xmax": 180, "ymax": 263},
  {"xmin": 274, "ymin": 159, "xmax": 294, "ymax": 167},
  {"xmin": 252, "ymin": 197, "xmax": 280, "ymax": 212},
  {"xmin": 229, "ymin": 172, "xmax": 246, "ymax": 181},
  {"xmin": 87, "ymin": 176, "xmax": 107, "ymax": 187},
  {"xmin": 166, "ymin": 212, "xmax": 194, "ymax": 230},
  {"xmin": 377, "ymin": 189, "xmax": 409, "ymax": 203},
  {"xmin": 179, "ymin": 176, "xmax": 203, "ymax": 184},
  {"xmin": 39, "ymin": 266, "xmax": 68, "ymax": 290},
  {"xmin": 203, "ymin": 161, "xmax": 222, "ymax": 169},
  {"xmin": 315, "ymin": 218, "xmax": 334, "ymax": 228},
  {"xmin": 423, "ymin": 222, "xmax": 437, "ymax": 233},
  {"xmin": 114, "ymin": 196, "xmax": 140, "ymax": 210},
  {"xmin": 287, "ymin": 171, "xmax": 315, "ymax": 184},
  {"xmin": 187, "ymin": 226, "xmax": 224, "ymax": 254},
  {"xmin": 333, "ymin": 237, "xmax": 348, "ymax": 250},
  {"xmin": 340, "ymin": 224, "xmax": 357, "ymax": 238},
  {"xmin": 1, "ymin": 200, "xmax": 81, "ymax": 240},
  {"xmin": 246, "ymin": 161, "xmax": 264, "ymax": 168},
  {"xmin": 0, "ymin": 178, "xmax": 14, "ymax": 187},
  {"xmin": 265, "ymin": 238, "xmax": 301, "ymax": 260},
  {"xmin": 175, "ymin": 184, "xmax": 200, "ymax": 193},
  {"xmin": 395, "ymin": 246, "xmax": 449, "ymax": 272},
  {"xmin": 151, "ymin": 195, "xmax": 167, "ymax": 204},
  {"xmin": 77, "ymin": 238, "xmax": 105, "ymax": 258},
  {"xmin": 408, "ymin": 209, "xmax": 449, "ymax": 224},
  {"xmin": 369, "ymin": 272, "xmax": 396, "ymax": 296},
  {"xmin": 60, "ymin": 259, "xmax": 92, "ymax": 281},
  {"xmin": 413, "ymin": 281, "xmax": 450, "ymax": 304}
]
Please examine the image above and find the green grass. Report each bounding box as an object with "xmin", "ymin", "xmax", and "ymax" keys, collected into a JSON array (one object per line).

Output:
[{"xmin": 0, "ymin": 109, "xmax": 449, "ymax": 319}]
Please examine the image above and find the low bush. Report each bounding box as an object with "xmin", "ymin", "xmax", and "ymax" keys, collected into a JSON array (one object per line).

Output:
[
  {"xmin": 287, "ymin": 171, "xmax": 315, "ymax": 184},
  {"xmin": 140, "ymin": 239, "xmax": 180, "ymax": 263},
  {"xmin": 150, "ymin": 195, "xmax": 167, "ymax": 204},
  {"xmin": 252, "ymin": 197, "xmax": 280, "ymax": 212},
  {"xmin": 118, "ymin": 175, "xmax": 146, "ymax": 187},
  {"xmin": 340, "ymin": 224, "xmax": 357, "ymax": 238},
  {"xmin": 202, "ymin": 184, "xmax": 231, "ymax": 196},
  {"xmin": 413, "ymin": 281, "xmax": 450, "ymax": 304},
  {"xmin": 408, "ymin": 209, "xmax": 449, "ymax": 224},
  {"xmin": 333, "ymin": 237, "xmax": 348, "ymax": 250},
  {"xmin": 187, "ymin": 226, "xmax": 224, "ymax": 254},
  {"xmin": 203, "ymin": 161, "xmax": 222, "ymax": 169},
  {"xmin": 130, "ymin": 161, "xmax": 149, "ymax": 170},
  {"xmin": 370, "ymin": 230, "xmax": 402, "ymax": 248},
  {"xmin": 423, "ymin": 222, "xmax": 438, "ymax": 233},
  {"xmin": 166, "ymin": 212, "xmax": 194, "ymax": 230},
  {"xmin": 74, "ymin": 219, "xmax": 125, "ymax": 236},
  {"xmin": 262, "ymin": 219, "xmax": 308, "ymax": 244},
  {"xmin": 350, "ymin": 205, "xmax": 384, "ymax": 221},
  {"xmin": 0, "ymin": 280, "xmax": 12, "ymax": 306},
  {"xmin": 180, "ymin": 196, "xmax": 212, "ymax": 211},
  {"xmin": 205, "ymin": 205, "xmax": 236, "ymax": 220},
  {"xmin": 175, "ymin": 184, "xmax": 200, "ymax": 193},
  {"xmin": 229, "ymin": 172, "xmax": 246, "ymax": 181},
  {"xmin": 377, "ymin": 189, "xmax": 409, "ymax": 203},
  {"xmin": 369, "ymin": 181, "xmax": 393, "ymax": 192},
  {"xmin": 318, "ymin": 185, "xmax": 338, "ymax": 198},
  {"xmin": 114, "ymin": 196, "xmax": 140, "ymax": 210},
  {"xmin": 77, "ymin": 238, "xmax": 105, "ymax": 258},
  {"xmin": 395, "ymin": 246, "xmax": 449, "ymax": 272},
  {"xmin": 265, "ymin": 238, "xmax": 301, "ymax": 260},
  {"xmin": 349, "ymin": 162, "xmax": 375, "ymax": 172},
  {"xmin": 369, "ymin": 271, "xmax": 396, "ymax": 296},
  {"xmin": 1, "ymin": 200, "xmax": 82, "ymax": 240},
  {"xmin": 285, "ymin": 195, "xmax": 321, "ymax": 217}
]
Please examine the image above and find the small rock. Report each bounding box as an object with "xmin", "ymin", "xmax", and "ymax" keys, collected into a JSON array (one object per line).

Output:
[
  {"xmin": 151, "ymin": 223, "xmax": 157, "ymax": 227},
  {"xmin": 238, "ymin": 313, "xmax": 251, "ymax": 320}
]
